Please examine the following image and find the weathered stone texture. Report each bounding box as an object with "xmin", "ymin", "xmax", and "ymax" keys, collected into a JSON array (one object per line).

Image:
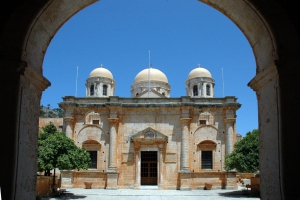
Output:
[{"xmin": 57, "ymin": 96, "xmax": 240, "ymax": 190}]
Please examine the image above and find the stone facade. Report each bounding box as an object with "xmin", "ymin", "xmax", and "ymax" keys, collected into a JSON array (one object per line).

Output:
[
  {"xmin": 59, "ymin": 95, "xmax": 240, "ymax": 189},
  {"xmin": 55, "ymin": 66, "xmax": 241, "ymax": 190}
]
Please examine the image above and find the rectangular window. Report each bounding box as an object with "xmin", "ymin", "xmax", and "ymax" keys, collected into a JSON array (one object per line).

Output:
[
  {"xmin": 88, "ymin": 151, "xmax": 97, "ymax": 169},
  {"xmin": 92, "ymin": 120, "xmax": 99, "ymax": 124},
  {"xmin": 201, "ymin": 151, "xmax": 212, "ymax": 169},
  {"xmin": 199, "ymin": 120, "xmax": 206, "ymax": 125}
]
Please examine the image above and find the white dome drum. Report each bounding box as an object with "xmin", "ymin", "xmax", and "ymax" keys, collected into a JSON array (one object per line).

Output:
[
  {"xmin": 131, "ymin": 68, "xmax": 170, "ymax": 98},
  {"xmin": 86, "ymin": 66, "xmax": 116, "ymax": 97},
  {"xmin": 186, "ymin": 66, "xmax": 215, "ymax": 98}
]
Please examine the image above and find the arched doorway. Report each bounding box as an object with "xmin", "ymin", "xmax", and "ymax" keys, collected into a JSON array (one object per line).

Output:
[{"xmin": 0, "ymin": 1, "xmax": 299, "ymax": 199}]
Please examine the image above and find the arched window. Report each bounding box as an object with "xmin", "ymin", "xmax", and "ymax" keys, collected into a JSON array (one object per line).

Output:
[
  {"xmin": 90, "ymin": 85, "xmax": 94, "ymax": 96},
  {"xmin": 162, "ymin": 92, "xmax": 165, "ymax": 96},
  {"xmin": 193, "ymin": 85, "xmax": 198, "ymax": 96},
  {"xmin": 136, "ymin": 93, "xmax": 139, "ymax": 96},
  {"xmin": 103, "ymin": 85, "xmax": 107, "ymax": 96},
  {"xmin": 206, "ymin": 85, "xmax": 210, "ymax": 96}
]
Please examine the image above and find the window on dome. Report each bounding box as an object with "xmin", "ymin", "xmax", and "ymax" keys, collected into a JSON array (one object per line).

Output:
[
  {"xmin": 206, "ymin": 85, "xmax": 210, "ymax": 96},
  {"xmin": 193, "ymin": 85, "xmax": 198, "ymax": 96},
  {"xmin": 162, "ymin": 92, "xmax": 165, "ymax": 96},
  {"xmin": 136, "ymin": 93, "xmax": 139, "ymax": 96},
  {"xmin": 90, "ymin": 85, "xmax": 94, "ymax": 96},
  {"xmin": 103, "ymin": 85, "xmax": 107, "ymax": 96}
]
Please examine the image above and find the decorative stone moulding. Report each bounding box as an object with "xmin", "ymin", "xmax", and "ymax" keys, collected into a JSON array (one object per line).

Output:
[{"xmin": 198, "ymin": 140, "xmax": 217, "ymax": 149}]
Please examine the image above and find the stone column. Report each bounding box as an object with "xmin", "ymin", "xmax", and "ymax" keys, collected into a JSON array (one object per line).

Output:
[
  {"xmin": 180, "ymin": 118, "xmax": 191, "ymax": 172},
  {"xmin": 64, "ymin": 117, "xmax": 74, "ymax": 139},
  {"xmin": 0, "ymin": 62, "xmax": 50, "ymax": 200},
  {"xmin": 210, "ymin": 83, "xmax": 214, "ymax": 97},
  {"xmin": 248, "ymin": 63, "xmax": 281, "ymax": 198},
  {"xmin": 179, "ymin": 116, "xmax": 192, "ymax": 190},
  {"xmin": 100, "ymin": 82, "xmax": 103, "ymax": 96},
  {"xmin": 203, "ymin": 83, "xmax": 207, "ymax": 97},
  {"xmin": 106, "ymin": 118, "xmax": 119, "ymax": 189},
  {"xmin": 134, "ymin": 145, "xmax": 140, "ymax": 189},
  {"xmin": 225, "ymin": 118, "xmax": 235, "ymax": 156},
  {"xmin": 108, "ymin": 84, "xmax": 111, "ymax": 96},
  {"xmin": 158, "ymin": 143, "xmax": 164, "ymax": 189}
]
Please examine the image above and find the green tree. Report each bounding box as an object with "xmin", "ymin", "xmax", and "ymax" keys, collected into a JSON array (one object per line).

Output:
[
  {"xmin": 224, "ymin": 129, "xmax": 259, "ymax": 173},
  {"xmin": 38, "ymin": 123, "xmax": 91, "ymax": 175}
]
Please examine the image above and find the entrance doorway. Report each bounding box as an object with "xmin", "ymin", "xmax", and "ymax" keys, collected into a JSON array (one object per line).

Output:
[{"xmin": 141, "ymin": 151, "xmax": 158, "ymax": 185}]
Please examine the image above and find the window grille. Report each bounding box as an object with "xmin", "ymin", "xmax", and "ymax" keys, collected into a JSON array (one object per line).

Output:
[
  {"xmin": 193, "ymin": 85, "xmax": 198, "ymax": 96},
  {"xmin": 103, "ymin": 85, "xmax": 107, "ymax": 96},
  {"xmin": 201, "ymin": 151, "xmax": 212, "ymax": 169},
  {"xmin": 206, "ymin": 85, "xmax": 210, "ymax": 96},
  {"xmin": 90, "ymin": 85, "xmax": 94, "ymax": 96},
  {"xmin": 88, "ymin": 151, "xmax": 97, "ymax": 169}
]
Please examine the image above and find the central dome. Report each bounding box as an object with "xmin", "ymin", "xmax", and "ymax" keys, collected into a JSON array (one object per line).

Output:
[
  {"xmin": 188, "ymin": 67, "xmax": 212, "ymax": 80},
  {"xmin": 89, "ymin": 67, "xmax": 113, "ymax": 79},
  {"xmin": 134, "ymin": 68, "xmax": 168, "ymax": 83}
]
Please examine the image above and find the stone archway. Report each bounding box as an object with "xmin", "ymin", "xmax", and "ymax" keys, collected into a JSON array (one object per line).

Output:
[{"xmin": 1, "ymin": 0, "xmax": 300, "ymax": 199}]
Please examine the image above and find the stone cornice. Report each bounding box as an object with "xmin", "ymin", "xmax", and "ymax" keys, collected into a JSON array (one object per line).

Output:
[
  {"xmin": 248, "ymin": 63, "xmax": 278, "ymax": 92},
  {"xmin": 108, "ymin": 118, "xmax": 119, "ymax": 124},
  {"xmin": 180, "ymin": 118, "xmax": 191, "ymax": 124},
  {"xmin": 225, "ymin": 118, "xmax": 236, "ymax": 123},
  {"xmin": 23, "ymin": 66, "xmax": 51, "ymax": 91}
]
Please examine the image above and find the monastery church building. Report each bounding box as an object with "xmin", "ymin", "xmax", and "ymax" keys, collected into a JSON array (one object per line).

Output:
[{"xmin": 58, "ymin": 65, "xmax": 240, "ymax": 190}]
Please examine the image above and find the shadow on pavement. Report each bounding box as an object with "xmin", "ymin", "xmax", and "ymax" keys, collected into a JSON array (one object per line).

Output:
[
  {"xmin": 218, "ymin": 190, "xmax": 256, "ymax": 198},
  {"xmin": 42, "ymin": 192, "xmax": 87, "ymax": 199}
]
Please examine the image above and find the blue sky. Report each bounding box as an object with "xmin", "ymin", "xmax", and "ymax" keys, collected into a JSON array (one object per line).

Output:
[{"xmin": 41, "ymin": 0, "xmax": 257, "ymax": 136}]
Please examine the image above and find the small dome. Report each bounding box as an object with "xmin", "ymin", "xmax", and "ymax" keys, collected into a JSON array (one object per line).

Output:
[
  {"xmin": 134, "ymin": 68, "xmax": 168, "ymax": 83},
  {"xmin": 89, "ymin": 67, "xmax": 113, "ymax": 79},
  {"xmin": 188, "ymin": 67, "xmax": 212, "ymax": 79}
]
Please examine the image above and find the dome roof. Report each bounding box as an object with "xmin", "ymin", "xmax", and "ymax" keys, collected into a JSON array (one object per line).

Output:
[
  {"xmin": 188, "ymin": 67, "xmax": 212, "ymax": 79},
  {"xmin": 89, "ymin": 67, "xmax": 113, "ymax": 79},
  {"xmin": 134, "ymin": 68, "xmax": 168, "ymax": 83}
]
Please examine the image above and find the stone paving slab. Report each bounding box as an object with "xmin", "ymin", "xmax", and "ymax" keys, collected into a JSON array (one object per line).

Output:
[{"xmin": 42, "ymin": 187, "xmax": 260, "ymax": 200}]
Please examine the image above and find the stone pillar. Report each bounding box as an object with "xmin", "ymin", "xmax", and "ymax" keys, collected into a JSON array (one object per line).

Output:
[
  {"xmin": 134, "ymin": 146, "xmax": 140, "ymax": 189},
  {"xmin": 0, "ymin": 62, "xmax": 50, "ymax": 200},
  {"xmin": 198, "ymin": 83, "xmax": 201, "ymax": 96},
  {"xmin": 248, "ymin": 63, "xmax": 281, "ymax": 198},
  {"xmin": 108, "ymin": 84, "xmax": 111, "ymax": 96},
  {"xmin": 179, "ymin": 116, "xmax": 192, "ymax": 190},
  {"xmin": 64, "ymin": 117, "xmax": 74, "ymax": 139},
  {"xmin": 100, "ymin": 82, "xmax": 103, "ymax": 96},
  {"xmin": 60, "ymin": 170, "xmax": 74, "ymax": 188},
  {"xmin": 158, "ymin": 143, "xmax": 164, "ymax": 189},
  {"xmin": 203, "ymin": 83, "xmax": 207, "ymax": 97},
  {"xmin": 225, "ymin": 118, "xmax": 235, "ymax": 156},
  {"xmin": 106, "ymin": 117, "xmax": 119, "ymax": 189},
  {"xmin": 210, "ymin": 83, "xmax": 214, "ymax": 97}
]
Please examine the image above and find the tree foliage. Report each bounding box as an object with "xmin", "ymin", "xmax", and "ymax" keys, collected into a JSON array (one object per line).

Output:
[
  {"xmin": 225, "ymin": 129, "xmax": 259, "ymax": 173},
  {"xmin": 38, "ymin": 123, "xmax": 90, "ymax": 174}
]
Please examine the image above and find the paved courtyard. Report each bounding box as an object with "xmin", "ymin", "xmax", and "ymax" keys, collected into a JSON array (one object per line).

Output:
[{"xmin": 42, "ymin": 187, "xmax": 260, "ymax": 200}]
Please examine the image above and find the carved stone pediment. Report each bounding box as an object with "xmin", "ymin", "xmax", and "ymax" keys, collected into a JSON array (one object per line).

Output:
[
  {"xmin": 129, "ymin": 127, "xmax": 168, "ymax": 145},
  {"xmin": 198, "ymin": 140, "xmax": 217, "ymax": 149}
]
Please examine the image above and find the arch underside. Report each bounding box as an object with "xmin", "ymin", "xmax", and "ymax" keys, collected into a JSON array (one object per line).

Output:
[{"xmin": 1, "ymin": 0, "xmax": 300, "ymax": 199}]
